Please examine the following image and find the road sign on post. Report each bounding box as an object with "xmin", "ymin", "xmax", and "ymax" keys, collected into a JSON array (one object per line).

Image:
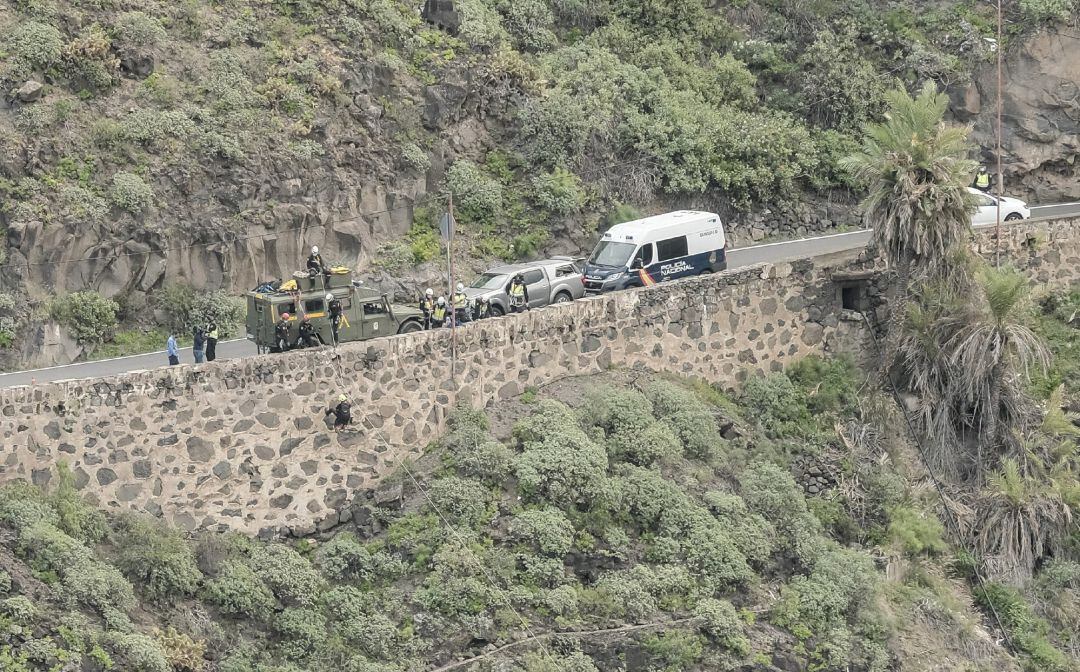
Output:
[{"xmin": 439, "ymin": 213, "xmax": 452, "ymax": 241}]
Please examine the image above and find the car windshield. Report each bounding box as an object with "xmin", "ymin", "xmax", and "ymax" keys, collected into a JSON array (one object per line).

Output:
[
  {"xmin": 470, "ymin": 273, "xmax": 509, "ymax": 290},
  {"xmin": 588, "ymin": 241, "xmax": 636, "ymax": 268}
]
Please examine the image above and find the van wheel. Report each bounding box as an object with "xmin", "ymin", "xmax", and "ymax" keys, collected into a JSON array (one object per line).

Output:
[
  {"xmin": 491, "ymin": 304, "xmax": 505, "ymax": 317},
  {"xmin": 554, "ymin": 291, "xmax": 573, "ymax": 304},
  {"xmin": 699, "ymin": 269, "xmax": 713, "ymax": 276},
  {"xmin": 1005, "ymin": 213, "xmax": 1023, "ymax": 221},
  {"xmin": 397, "ymin": 320, "xmax": 423, "ymax": 334}
]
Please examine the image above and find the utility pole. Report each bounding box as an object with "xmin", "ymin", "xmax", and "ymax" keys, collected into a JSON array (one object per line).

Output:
[
  {"xmin": 995, "ymin": 0, "xmax": 1004, "ymax": 266},
  {"xmin": 447, "ymin": 193, "xmax": 457, "ymax": 380}
]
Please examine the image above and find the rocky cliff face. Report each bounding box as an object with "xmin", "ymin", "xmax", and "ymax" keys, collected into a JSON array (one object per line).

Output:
[{"xmin": 958, "ymin": 28, "xmax": 1080, "ymax": 201}]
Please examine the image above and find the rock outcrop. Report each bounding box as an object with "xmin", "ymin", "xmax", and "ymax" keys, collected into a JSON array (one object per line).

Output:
[{"xmin": 961, "ymin": 29, "xmax": 1080, "ymax": 202}]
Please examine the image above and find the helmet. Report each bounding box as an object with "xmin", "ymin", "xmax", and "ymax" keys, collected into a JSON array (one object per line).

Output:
[
  {"xmin": 481, "ymin": 296, "xmax": 489, "ymax": 303},
  {"xmin": 456, "ymin": 282, "xmax": 464, "ymax": 292},
  {"xmin": 281, "ymin": 312, "xmax": 290, "ymax": 320},
  {"xmin": 311, "ymin": 245, "xmax": 319, "ymax": 254},
  {"xmin": 338, "ymin": 394, "xmax": 347, "ymax": 402},
  {"xmin": 425, "ymin": 288, "xmax": 434, "ymax": 297},
  {"xmin": 437, "ymin": 296, "xmax": 446, "ymax": 306},
  {"xmin": 326, "ymin": 293, "xmax": 334, "ymax": 301}
]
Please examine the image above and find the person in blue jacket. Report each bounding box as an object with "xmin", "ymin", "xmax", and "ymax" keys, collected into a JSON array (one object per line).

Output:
[{"xmin": 167, "ymin": 333, "xmax": 180, "ymax": 366}]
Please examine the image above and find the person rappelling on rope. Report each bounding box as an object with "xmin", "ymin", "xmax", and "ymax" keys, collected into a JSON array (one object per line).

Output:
[{"xmin": 325, "ymin": 394, "xmax": 352, "ymax": 431}]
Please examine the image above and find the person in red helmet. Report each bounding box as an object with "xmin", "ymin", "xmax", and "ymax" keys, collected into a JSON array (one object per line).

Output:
[{"xmin": 275, "ymin": 312, "xmax": 291, "ymax": 352}]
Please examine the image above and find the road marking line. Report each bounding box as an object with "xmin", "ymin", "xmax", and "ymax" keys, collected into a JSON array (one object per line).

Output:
[{"xmin": 0, "ymin": 339, "xmax": 247, "ymax": 377}]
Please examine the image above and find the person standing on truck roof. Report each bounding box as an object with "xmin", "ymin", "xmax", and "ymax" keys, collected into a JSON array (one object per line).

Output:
[
  {"xmin": 275, "ymin": 313, "xmax": 291, "ymax": 352},
  {"xmin": 307, "ymin": 245, "xmax": 326, "ymax": 276},
  {"xmin": 420, "ymin": 288, "xmax": 435, "ymax": 329},
  {"xmin": 432, "ymin": 296, "xmax": 448, "ymax": 328},
  {"xmin": 508, "ymin": 274, "xmax": 529, "ymax": 314},
  {"xmin": 325, "ymin": 394, "xmax": 352, "ymax": 431},
  {"xmin": 192, "ymin": 326, "xmax": 206, "ymax": 364},
  {"xmin": 452, "ymin": 282, "xmax": 469, "ymax": 325},
  {"xmin": 205, "ymin": 322, "xmax": 219, "ymax": 362},
  {"xmin": 167, "ymin": 332, "xmax": 179, "ymax": 366}
]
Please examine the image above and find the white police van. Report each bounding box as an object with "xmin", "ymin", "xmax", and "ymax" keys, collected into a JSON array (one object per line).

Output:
[{"xmin": 582, "ymin": 210, "xmax": 727, "ymax": 293}]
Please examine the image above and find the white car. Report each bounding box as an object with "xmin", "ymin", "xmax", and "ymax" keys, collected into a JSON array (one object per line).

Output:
[{"xmin": 968, "ymin": 187, "xmax": 1030, "ymax": 225}]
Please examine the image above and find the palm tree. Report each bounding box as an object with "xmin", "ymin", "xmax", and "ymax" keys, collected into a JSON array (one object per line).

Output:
[
  {"xmin": 841, "ymin": 81, "xmax": 977, "ymax": 286},
  {"xmin": 948, "ymin": 266, "xmax": 1050, "ymax": 476}
]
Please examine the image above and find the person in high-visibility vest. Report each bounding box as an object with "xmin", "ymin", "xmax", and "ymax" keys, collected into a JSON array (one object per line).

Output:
[
  {"xmin": 206, "ymin": 322, "xmax": 219, "ymax": 362},
  {"xmin": 452, "ymin": 282, "xmax": 470, "ymax": 325},
  {"xmin": 508, "ymin": 274, "xmax": 530, "ymax": 314},
  {"xmin": 432, "ymin": 297, "xmax": 448, "ymax": 328},
  {"xmin": 419, "ymin": 288, "xmax": 435, "ymax": 329},
  {"xmin": 974, "ymin": 165, "xmax": 991, "ymax": 192}
]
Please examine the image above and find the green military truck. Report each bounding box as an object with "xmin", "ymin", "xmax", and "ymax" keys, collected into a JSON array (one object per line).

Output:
[{"xmin": 245, "ymin": 271, "xmax": 426, "ymax": 352}]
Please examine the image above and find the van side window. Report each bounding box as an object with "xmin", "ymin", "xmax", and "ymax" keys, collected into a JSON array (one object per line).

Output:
[
  {"xmin": 656, "ymin": 236, "xmax": 688, "ymax": 262},
  {"xmin": 522, "ymin": 269, "xmax": 544, "ymax": 285},
  {"xmin": 636, "ymin": 244, "xmax": 654, "ymax": 266},
  {"xmin": 279, "ymin": 302, "xmax": 296, "ymax": 316}
]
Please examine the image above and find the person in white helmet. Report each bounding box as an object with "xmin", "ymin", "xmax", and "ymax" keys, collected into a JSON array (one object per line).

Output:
[
  {"xmin": 419, "ymin": 287, "xmax": 435, "ymax": 329},
  {"xmin": 433, "ymin": 296, "xmax": 448, "ymax": 328},
  {"xmin": 327, "ymin": 292, "xmax": 343, "ymax": 344},
  {"xmin": 306, "ymin": 245, "xmax": 326, "ymax": 276},
  {"xmin": 452, "ymin": 281, "xmax": 469, "ymax": 325},
  {"xmin": 325, "ymin": 393, "xmax": 352, "ymax": 430}
]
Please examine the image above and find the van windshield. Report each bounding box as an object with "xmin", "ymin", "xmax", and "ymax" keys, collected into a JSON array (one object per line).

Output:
[
  {"xmin": 470, "ymin": 273, "xmax": 509, "ymax": 290},
  {"xmin": 588, "ymin": 241, "xmax": 635, "ymax": 268}
]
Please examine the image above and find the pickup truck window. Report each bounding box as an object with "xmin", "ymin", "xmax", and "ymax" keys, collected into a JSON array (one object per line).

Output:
[
  {"xmin": 523, "ymin": 269, "xmax": 544, "ymax": 285},
  {"xmin": 555, "ymin": 264, "xmax": 577, "ymax": 278}
]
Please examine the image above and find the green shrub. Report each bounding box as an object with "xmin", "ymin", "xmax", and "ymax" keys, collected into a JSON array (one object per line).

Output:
[
  {"xmin": 682, "ymin": 521, "xmax": 753, "ymax": 589},
  {"xmin": 48, "ymin": 291, "xmax": 119, "ymax": 344},
  {"xmin": 518, "ymin": 650, "xmax": 599, "ymax": 672},
  {"xmin": 315, "ymin": 533, "xmax": 402, "ymax": 583},
  {"xmin": 274, "ymin": 608, "xmax": 326, "ymax": 661},
  {"xmin": 703, "ymin": 491, "xmax": 777, "ymax": 562},
  {"xmin": 59, "ymin": 184, "xmax": 109, "ymax": 223},
  {"xmin": 0, "ymin": 496, "xmax": 60, "ymax": 532},
  {"xmin": 887, "ymin": 505, "xmax": 947, "ymax": 557},
  {"xmin": 452, "ymin": 440, "xmax": 515, "ymax": 485},
  {"xmin": 203, "ymin": 560, "xmax": 275, "ymax": 619},
  {"xmin": 121, "ymin": 109, "xmax": 195, "ymax": 145},
  {"xmin": 17, "ymin": 521, "xmax": 93, "ymax": 572},
  {"xmin": 531, "ymin": 166, "xmax": 585, "ymax": 214},
  {"xmin": 106, "ymin": 632, "xmax": 170, "ymax": 672},
  {"xmin": 446, "ymin": 160, "xmax": 502, "ymax": 226},
  {"xmin": 414, "ymin": 539, "xmax": 501, "ymax": 618},
  {"xmin": 401, "ymin": 142, "xmax": 431, "ymax": 172},
  {"xmin": 156, "ymin": 284, "xmax": 246, "ymax": 338},
  {"xmin": 612, "ymin": 465, "xmax": 689, "ymax": 530},
  {"xmin": 787, "ymin": 355, "xmax": 860, "ymax": 416},
  {"xmin": 251, "ymin": 544, "xmax": 325, "ymax": 607},
  {"xmin": 774, "ymin": 543, "xmax": 878, "ymax": 634},
  {"xmin": 114, "ymin": 11, "xmax": 167, "ymax": 49},
  {"xmin": 643, "ymin": 381, "xmax": 721, "ymax": 459},
  {"xmin": 510, "ymin": 507, "xmax": 575, "ymax": 556},
  {"xmin": 455, "ymin": 0, "xmax": 508, "ymax": 49},
  {"xmin": 740, "ymin": 372, "xmax": 811, "ymax": 437},
  {"xmin": 114, "ymin": 514, "xmax": 202, "ymax": 603},
  {"xmin": 580, "ymin": 385, "xmax": 670, "ymax": 464},
  {"xmin": 337, "ymin": 611, "xmax": 400, "ymax": 659},
  {"xmin": 109, "ymin": 172, "xmax": 155, "ymax": 214},
  {"xmin": 50, "ymin": 463, "xmax": 108, "ymax": 544},
  {"xmin": 739, "ymin": 462, "xmax": 821, "ymax": 565},
  {"xmin": 0, "ymin": 595, "xmax": 36, "ymax": 624},
  {"xmin": 693, "ymin": 598, "xmax": 750, "ymax": 654},
  {"xmin": 500, "ymin": 0, "xmax": 556, "ymax": 51},
  {"xmin": 1019, "ymin": 0, "xmax": 1074, "ymax": 22},
  {"xmin": 0, "ymin": 570, "xmax": 10, "ymax": 594},
  {"xmin": 799, "ymin": 31, "xmax": 885, "ymax": 132},
  {"xmin": 592, "ymin": 569, "xmax": 657, "ymax": 622},
  {"xmin": 426, "ymin": 476, "xmax": 493, "ymax": 528},
  {"xmin": 513, "ymin": 400, "xmax": 610, "ymax": 507},
  {"xmin": 543, "ymin": 584, "xmax": 578, "ymax": 616},
  {"xmin": 7, "ymin": 21, "xmax": 64, "ymax": 68},
  {"xmin": 61, "ymin": 561, "xmax": 137, "ymax": 617}
]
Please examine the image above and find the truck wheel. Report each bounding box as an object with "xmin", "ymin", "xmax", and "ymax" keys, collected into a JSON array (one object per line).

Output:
[
  {"xmin": 1005, "ymin": 213, "xmax": 1023, "ymax": 221},
  {"xmin": 491, "ymin": 304, "xmax": 505, "ymax": 317},
  {"xmin": 397, "ymin": 320, "xmax": 423, "ymax": 334},
  {"xmin": 554, "ymin": 291, "xmax": 573, "ymax": 304}
]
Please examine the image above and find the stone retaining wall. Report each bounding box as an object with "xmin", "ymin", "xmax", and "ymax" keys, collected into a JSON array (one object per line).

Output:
[{"xmin": 0, "ymin": 217, "xmax": 1077, "ymax": 536}]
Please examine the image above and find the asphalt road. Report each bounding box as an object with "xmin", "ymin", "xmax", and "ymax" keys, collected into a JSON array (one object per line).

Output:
[{"xmin": 3, "ymin": 201, "xmax": 1078, "ymax": 389}]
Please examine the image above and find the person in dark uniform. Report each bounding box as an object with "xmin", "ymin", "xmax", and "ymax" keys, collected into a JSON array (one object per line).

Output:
[
  {"xmin": 306, "ymin": 245, "xmax": 326, "ymax": 275},
  {"xmin": 327, "ymin": 293, "xmax": 343, "ymax": 344},
  {"xmin": 325, "ymin": 394, "xmax": 352, "ymax": 430},
  {"xmin": 206, "ymin": 322, "xmax": 219, "ymax": 362},
  {"xmin": 472, "ymin": 296, "xmax": 491, "ymax": 321},
  {"xmin": 275, "ymin": 313, "xmax": 291, "ymax": 351},
  {"xmin": 420, "ymin": 288, "xmax": 435, "ymax": 330},
  {"xmin": 297, "ymin": 317, "xmax": 319, "ymax": 348},
  {"xmin": 508, "ymin": 274, "xmax": 530, "ymax": 314}
]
